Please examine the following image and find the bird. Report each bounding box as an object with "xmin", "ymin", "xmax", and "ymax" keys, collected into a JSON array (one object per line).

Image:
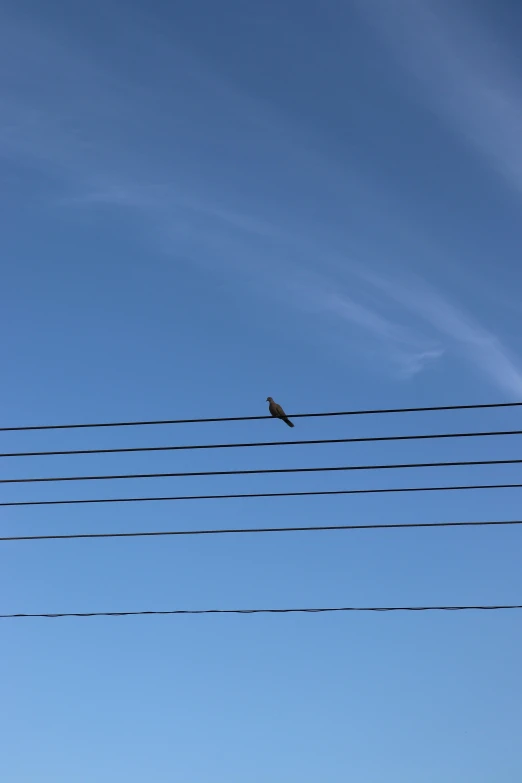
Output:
[{"xmin": 266, "ymin": 397, "xmax": 294, "ymax": 427}]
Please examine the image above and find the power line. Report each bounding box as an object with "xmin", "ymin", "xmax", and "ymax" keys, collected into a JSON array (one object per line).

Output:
[
  {"xmin": 2, "ymin": 605, "xmax": 521, "ymax": 619},
  {"xmin": 2, "ymin": 428, "xmax": 521, "ymax": 459},
  {"xmin": 2, "ymin": 481, "xmax": 522, "ymax": 507},
  {"xmin": 1, "ymin": 400, "xmax": 521, "ymax": 432},
  {"xmin": 3, "ymin": 518, "xmax": 522, "ymax": 543},
  {"xmin": 2, "ymin": 458, "xmax": 522, "ymax": 485}
]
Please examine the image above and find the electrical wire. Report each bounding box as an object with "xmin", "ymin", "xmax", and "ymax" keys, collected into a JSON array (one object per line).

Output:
[
  {"xmin": 2, "ymin": 605, "xmax": 521, "ymax": 619},
  {"xmin": 1, "ymin": 400, "xmax": 521, "ymax": 432},
  {"xmin": 2, "ymin": 457, "xmax": 522, "ymax": 485},
  {"xmin": 2, "ymin": 481, "xmax": 522, "ymax": 507},
  {"xmin": 2, "ymin": 518, "xmax": 522, "ymax": 543},
  {"xmin": 2, "ymin": 428, "xmax": 521, "ymax": 459}
]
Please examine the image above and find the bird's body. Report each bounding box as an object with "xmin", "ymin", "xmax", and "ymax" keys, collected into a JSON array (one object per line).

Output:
[{"xmin": 266, "ymin": 397, "xmax": 294, "ymax": 427}]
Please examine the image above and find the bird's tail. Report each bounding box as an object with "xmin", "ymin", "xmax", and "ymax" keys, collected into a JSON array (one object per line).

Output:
[{"xmin": 283, "ymin": 417, "xmax": 294, "ymax": 428}]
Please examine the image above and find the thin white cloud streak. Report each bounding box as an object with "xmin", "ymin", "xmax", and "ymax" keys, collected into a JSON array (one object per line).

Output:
[
  {"xmin": 360, "ymin": 270, "xmax": 522, "ymax": 396},
  {"xmin": 264, "ymin": 267, "xmax": 444, "ymax": 377},
  {"xmin": 324, "ymin": 293, "xmax": 444, "ymax": 377},
  {"xmin": 355, "ymin": 0, "xmax": 522, "ymax": 195}
]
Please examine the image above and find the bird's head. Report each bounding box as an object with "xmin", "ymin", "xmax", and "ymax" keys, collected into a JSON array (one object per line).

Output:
[{"xmin": 266, "ymin": 397, "xmax": 273, "ymax": 402}]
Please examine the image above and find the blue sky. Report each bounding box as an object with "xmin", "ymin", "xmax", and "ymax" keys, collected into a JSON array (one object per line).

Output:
[{"xmin": 1, "ymin": 0, "xmax": 521, "ymax": 780}]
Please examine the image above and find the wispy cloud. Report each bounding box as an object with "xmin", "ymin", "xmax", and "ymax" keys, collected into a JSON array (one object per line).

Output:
[
  {"xmin": 326, "ymin": 294, "xmax": 444, "ymax": 376},
  {"xmin": 285, "ymin": 259, "xmax": 522, "ymax": 395},
  {"xmin": 354, "ymin": 0, "xmax": 522, "ymax": 195},
  {"xmin": 284, "ymin": 269, "xmax": 443, "ymax": 376},
  {"xmin": 359, "ymin": 269, "xmax": 522, "ymax": 395}
]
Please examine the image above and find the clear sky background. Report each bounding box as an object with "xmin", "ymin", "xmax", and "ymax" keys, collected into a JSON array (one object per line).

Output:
[{"xmin": 1, "ymin": 1, "xmax": 522, "ymax": 781}]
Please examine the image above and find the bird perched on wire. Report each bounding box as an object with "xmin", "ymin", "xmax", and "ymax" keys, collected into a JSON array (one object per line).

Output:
[{"xmin": 267, "ymin": 397, "xmax": 294, "ymax": 427}]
